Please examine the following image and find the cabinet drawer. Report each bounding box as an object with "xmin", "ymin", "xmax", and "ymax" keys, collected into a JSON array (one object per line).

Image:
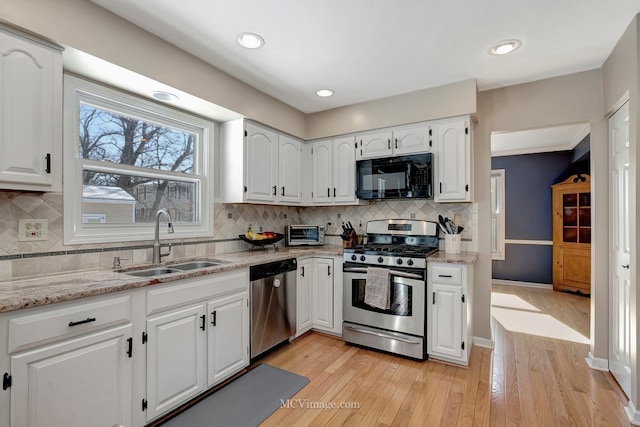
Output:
[
  {"xmin": 8, "ymin": 294, "xmax": 132, "ymax": 354},
  {"xmin": 430, "ymin": 264, "xmax": 462, "ymax": 285},
  {"xmin": 147, "ymin": 269, "xmax": 249, "ymax": 315}
]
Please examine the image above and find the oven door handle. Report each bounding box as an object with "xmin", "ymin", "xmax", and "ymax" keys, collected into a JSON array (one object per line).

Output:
[
  {"xmin": 344, "ymin": 325, "xmax": 422, "ymax": 345},
  {"xmin": 343, "ymin": 267, "xmax": 423, "ymax": 280}
]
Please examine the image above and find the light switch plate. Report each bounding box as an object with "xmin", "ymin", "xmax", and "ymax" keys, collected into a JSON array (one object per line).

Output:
[{"xmin": 18, "ymin": 219, "xmax": 48, "ymax": 242}]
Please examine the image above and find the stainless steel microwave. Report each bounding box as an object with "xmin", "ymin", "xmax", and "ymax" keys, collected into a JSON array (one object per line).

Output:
[
  {"xmin": 356, "ymin": 152, "xmax": 433, "ymax": 200},
  {"xmin": 285, "ymin": 225, "xmax": 325, "ymax": 246}
]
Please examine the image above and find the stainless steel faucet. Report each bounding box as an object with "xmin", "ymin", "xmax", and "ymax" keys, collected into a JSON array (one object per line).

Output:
[{"xmin": 153, "ymin": 209, "xmax": 174, "ymax": 264}]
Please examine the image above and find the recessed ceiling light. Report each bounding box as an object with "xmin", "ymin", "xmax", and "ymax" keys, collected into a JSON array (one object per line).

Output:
[
  {"xmin": 490, "ymin": 40, "xmax": 521, "ymax": 55},
  {"xmin": 151, "ymin": 91, "xmax": 179, "ymax": 102},
  {"xmin": 315, "ymin": 89, "xmax": 334, "ymax": 97},
  {"xmin": 237, "ymin": 32, "xmax": 265, "ymax": 49}
]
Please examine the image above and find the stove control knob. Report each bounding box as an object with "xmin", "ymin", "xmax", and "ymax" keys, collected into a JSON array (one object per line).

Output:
[
  {"xmin": 351, "ymin": 255, "xmax": 357, "ymax": 261},
  {"xmin": 407, "ymin": 259, "xmax": 414, "ymax": 266},
  {"xmin": 377, "ymin": 257, "xmax": 384, "ymax": 263},
  {"xmin": 360, "ymin": 255, "xmax": 366, "ymax": 262},
  {"xmin": 396, "ymin": 258, "xmax": 403, "ymax": 265}
]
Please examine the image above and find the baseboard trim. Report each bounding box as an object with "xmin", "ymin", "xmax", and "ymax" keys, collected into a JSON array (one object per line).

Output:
[
  {"xmin": 492, "ymin": 279, "xmax": 553, "ymax": 289},
  {"xmin": 585, "ymin": 352, "xmax": 608, "ymax": 371},
  {"xmin": 626, "ymin": 400, "xmax": 640, "ymax": 425},
  {"xmin": 473, "ymin": 336, "xmax": 494, "ymax": 349}
]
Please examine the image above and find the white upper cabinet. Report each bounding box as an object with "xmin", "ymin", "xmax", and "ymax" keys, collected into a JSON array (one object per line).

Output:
[
  {"xmin": 311, "ymin": 136, "xmax": 358, "ymax": 205},
  {"xmin": 0, "ymin": 26, "xmax": 63, "ymax": 192},
  {"xmin": 221, "ymin": 119, "xmax": 303, "ymax": 205},
  {"xmin": 356, "ymin": 124, "xmax": 432, "ymax": 160},
  {"xmin": 434, "ymin": 116, "xmax": 472, "ymax": 202}
]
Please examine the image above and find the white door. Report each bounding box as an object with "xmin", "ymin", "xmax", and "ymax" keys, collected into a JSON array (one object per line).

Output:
[
  {"xmin": 312, "ymin": 258, "xmax": 334, "ymax": 329},
  {"xmin": 435, "ymin": 119, "xmax": 469, "ymax": 202},
  {"xmin": 278, "ymin": 135, "xmax": 302, "ymax": 204},
  {"xmin": 311, "ymin": 140, "xmax": 332, "ymax": 203},
  {"xmin": 332, "ymin": 136, "xmax": 357, "ymax": 203},
  {"xmin": 11, "ymin": 324, "xmax": 133, "ymax": 427},
  {"xmin": 207, "ymin": 293, "xmax": 249, "ymax": 386},
  {"xmin": 356, "ymin": 131, "xmax": 392, "ymax": 160},
  {"xmin": 393, "ymin": 125, "xmax": 432, "ymax": 155},
  {"xmin": 609, "ymin": 101, "xmax": 631, "ymax": 397},
  {"xmin": 245, "ymin": 122, "xmax": 278, "ymax": 202},
  {"xmin": 429, "ymin": 283, "xmax": 463, "ymax": 359},
  {"xmin": 146, "ymin": 304, "xmax": 205, "ymax": 420},
  {"xmin": 296, "ymin": 258, "xmax": 313, "ymax": 335}
]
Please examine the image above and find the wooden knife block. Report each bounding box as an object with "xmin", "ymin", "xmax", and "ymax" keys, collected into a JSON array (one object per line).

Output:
[{"xmin": 343, "ymin": 230, "xmax": 358, "ymax": 248}]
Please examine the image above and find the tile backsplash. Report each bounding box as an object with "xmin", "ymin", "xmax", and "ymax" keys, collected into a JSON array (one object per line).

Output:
[{"xmin": 0, "ymin": 190, "xmax": 476, "ymax": 280}]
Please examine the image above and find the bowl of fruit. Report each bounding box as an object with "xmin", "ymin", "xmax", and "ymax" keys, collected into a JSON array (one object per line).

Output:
[{"xmin": 239, "ymin": 229, "xmax": 285, "ymax": 248}]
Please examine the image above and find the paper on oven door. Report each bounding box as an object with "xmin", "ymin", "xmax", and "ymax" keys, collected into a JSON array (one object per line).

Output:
[{"xmin": 364, "ymin": 267, "xmax": 391, "ymax": 310}]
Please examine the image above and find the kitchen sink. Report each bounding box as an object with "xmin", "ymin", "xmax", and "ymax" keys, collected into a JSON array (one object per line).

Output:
[
  {"xmin": 170, "ymin": 261, "xmax": 226, "ymax": 270},
  {"xmin": 126, "ymin": 267, "xmax": 182, "ymax": 277}
]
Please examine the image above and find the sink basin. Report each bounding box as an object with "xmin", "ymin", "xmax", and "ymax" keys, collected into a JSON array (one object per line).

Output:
[
  {"xmin": 126, "ymin": 267, "xmax": 181, "ymax": 277},
  {"xmin": 171, "ymin": 261, "xmax": 224, "ymax": 271}
]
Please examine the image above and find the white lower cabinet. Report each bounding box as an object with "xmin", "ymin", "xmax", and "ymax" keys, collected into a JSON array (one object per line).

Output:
[
  {"xmin": 427, "ymin": 262, "xmax": 473, "ymax": 365},
  {"xmin": 2, "ymin": 292, "xmax": 136, "ymax": 427},
  {"xmin": 296, "ymin": 257, "xmax": 342, "ymax": 337},
  {"xmin": 144, "ymin": 269, "xmax": 249, "ymax": 423}
]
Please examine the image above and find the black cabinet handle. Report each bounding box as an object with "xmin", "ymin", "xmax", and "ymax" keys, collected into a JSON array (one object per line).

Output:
[
  {"xmin": 200, "ymin": 315, "xmax": 206, "ymax": 331},
  {"xmin": 3, "ymin": 373, "xmax": 12, "ymax": 390},
  {"xmin": 211, "ymin": 311, "xmax": 217, "ymax": 326},
  {"xmin": 327, "ymin": 188, "xmax": 330, "ymax": 197},
  {"xmin": 68, "ymin": 317, "xmax": 96, "ymax": 327},
  {"xmin": 126, "ymin": 337, "xmax": 133, "ymax": 358},
  {"xmin": 395, "ymin": 138, "xmax": 398, "ymax": 149},
  {"xmin": 622, "ymin": 264, "xmax": 630, "ymax": 269},
  {"xmin": 387, "ymin": 139, "xmax": 391, "ymax": 149},
  {"xmin": 438, "ymin": 274, "xmax": 453, "ymax": 278},
  {"xmin": 45, "ymin": 153, "xmax": 51, "ymax": 174},
  {"xmin": 432, "ymin": 292, "xmax": 436, "ymax": 304},
  {"xmin": 328, "ymin": 265, "xmax": 331, "ymax": 276},
  {"xmin": 281, "ymin": 186, "xmax": 285, "ymax": 196},
  {"xmin": 333, "ymin": 188, "xmax": 336, "ymax": 198},
  {"xmin": 439, "ymin": 182, "xmax": 443, "ymax": 193},
  {"xmin": 301, "ymin": 266, "xmax": 305, "ymax": 277},
  {"xmin": 272, "ymin": 185, "xmax": 277, "ymax": 196}
]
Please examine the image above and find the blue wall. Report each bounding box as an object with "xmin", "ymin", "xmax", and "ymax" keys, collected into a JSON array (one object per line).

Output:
[{"xmin": 491, "ymin": 151, "xmax": 573, "ymax": 283}]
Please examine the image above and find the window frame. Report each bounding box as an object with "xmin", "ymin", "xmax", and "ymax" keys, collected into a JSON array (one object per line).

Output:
[
  {"xmin": 491, "ymin": 169, "xmax": 506, "ymax": 260},
  {"xmin": 63, "ymin": 74, "xmax": 214, "ymax": 244}
]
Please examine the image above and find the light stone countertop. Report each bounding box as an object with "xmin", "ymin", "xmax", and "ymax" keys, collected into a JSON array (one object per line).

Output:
[
  {"xmin": 0, "ymin": 246, "xmax": 478, "ymax": 314},
  {"xmin": 0, "ymin": 246, "xmax": 343, "ymax": 314},
  {"xmin": 427, "ymin": 251, "xmax": 479, "ymax": 265}
]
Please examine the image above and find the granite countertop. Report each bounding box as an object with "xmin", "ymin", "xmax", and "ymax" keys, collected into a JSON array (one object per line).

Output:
[
  {"xmin": 427, "ymin": 251, "xmax": 478, "ymax": 265},
  {"xmin": 0, "ymin": 246, "xmax": 343, "ymax": 314},
  {"xmin": 0, "ymin": 246, "xmax": 478, "ymax": 314}
]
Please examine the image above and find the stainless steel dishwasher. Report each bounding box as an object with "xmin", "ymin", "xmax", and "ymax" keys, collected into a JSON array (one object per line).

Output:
[{"xmin": 250, "ymin": 258, "xmax": 297, "ymax": 359}]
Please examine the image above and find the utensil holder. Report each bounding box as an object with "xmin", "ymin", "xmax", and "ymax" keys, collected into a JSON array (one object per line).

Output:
[{"xmin": 444, "ymin": 234, "xmax": 461, "ymax": 254}]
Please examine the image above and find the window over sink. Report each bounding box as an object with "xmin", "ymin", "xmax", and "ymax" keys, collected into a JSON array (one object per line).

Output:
[{"xmin": 63, "ymin": 75, "xmax": 214, "ymax": 244}]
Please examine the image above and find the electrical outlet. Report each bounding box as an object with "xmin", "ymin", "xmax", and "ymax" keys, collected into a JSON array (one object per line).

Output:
[
  {"xmin": 410, "ymin": 213, "xmax": 416, "ymax": 219},
  {"xmin": 18, "ymin": 219, "xmax": 48, "ymax": 241}
]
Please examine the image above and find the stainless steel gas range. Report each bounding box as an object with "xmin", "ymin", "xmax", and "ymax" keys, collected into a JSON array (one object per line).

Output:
[{"xmin": 342, "ymin": 219, "xmax": 439, "ymax": 360}]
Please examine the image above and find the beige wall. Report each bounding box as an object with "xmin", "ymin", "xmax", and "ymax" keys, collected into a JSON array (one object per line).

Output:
[
  {"xmin": 0, "ymin": 0, "xmax": 307, "ymax": 138},
  {"xmin": 602, "ymin": 15, "xmax": 639, "ymax": 410},
  {"xmin": 306, "ymin": 79, "xmax": 477, "ymax": 140},
  {"xmin": 477, "ymin": 69, "xmax": 606, "ymax": 353}
]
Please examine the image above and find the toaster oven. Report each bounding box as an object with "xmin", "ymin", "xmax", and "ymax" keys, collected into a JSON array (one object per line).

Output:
[{"xmin": 285, "ymin": 225, "xmax": 325, "ymax": 246}]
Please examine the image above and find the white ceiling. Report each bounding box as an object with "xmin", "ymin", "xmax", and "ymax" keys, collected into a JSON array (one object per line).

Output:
[
  {"xmin": 91, "ymin": 0, "xmax": 640, "ymax": 114},
  {"xmin": 491, "ymin": 123, "xmax": 590, "ymax": 157}
]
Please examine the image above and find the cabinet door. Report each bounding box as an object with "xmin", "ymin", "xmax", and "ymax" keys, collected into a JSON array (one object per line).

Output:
[
  {"xmin": 435, "ymin": 119, "xmax": 470, "ymax": 202},
  {"xmin": 207, "ymin": 292, "xmax": 249, "ymax": 386},
  {"xmin": 312, "ymin": 258, "xmax": 334, "ymax": 329},
  {"xmin": 146, "ymin": 304, "xmax": 205, "ymax": 421},
  {"xmin": 393, "ymin": 125, "xmax": 432, "ymax": 155},
  {"xmin": 0, "ymin": 30, "xmax": 62, "ymax": 191},
  {"xmin": 10, "ymin": 324, "xmax": 133, "ymax": 427},
  {"xmin": 278, "ymin": 135, "xmax": 302, "ymax": 204},
  {"xmin": 296, "ymin": 258, "xmax": 313, "ymax": 335},
  {"xmin": 332, "ymin": 136, "xmax": 357, "ymax": 204},
  {"xmin": 356, "ymin": 131, "xmax": 392, "ymax": 160},
  {"xmin": 429, "ymin": 283, "xmax": 463, "ymax": 360},
  {"xmin": 311, "ymin": 140, "xmax": 333, "ymax": 204},
  {"xmin": 245, "ymin": 122, "xmax": 279, "ymax": 202}
]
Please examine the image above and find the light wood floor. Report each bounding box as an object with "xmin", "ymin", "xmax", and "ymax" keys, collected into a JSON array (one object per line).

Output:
[{"xmin": 259, "ymin": 284, "xmax": 630, "ymax": 426}]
